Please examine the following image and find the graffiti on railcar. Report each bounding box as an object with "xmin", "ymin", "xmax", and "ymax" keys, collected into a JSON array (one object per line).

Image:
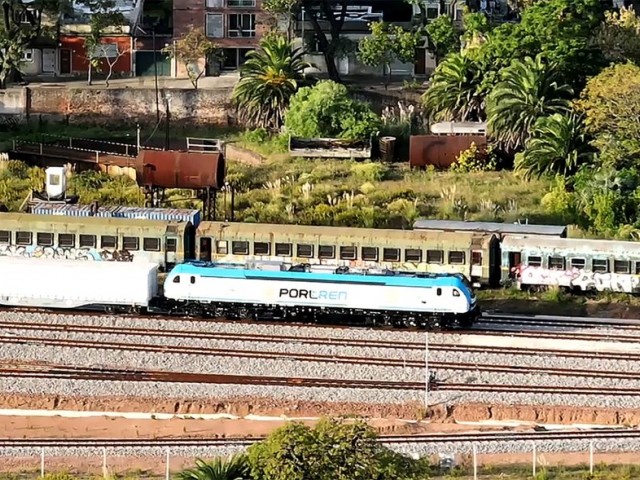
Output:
[
  {"xmin": 0, "ymin": 245, "xmax": 134, "ymax": 262},
  {"xmin": 515, "ymin": 265, "xmax": 640, "ymax": 293}
]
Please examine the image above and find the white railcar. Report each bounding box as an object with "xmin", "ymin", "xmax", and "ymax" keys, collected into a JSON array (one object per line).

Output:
[{"xmin": 0, "ymin": 257, "xmax": 158, "ymax": 309}]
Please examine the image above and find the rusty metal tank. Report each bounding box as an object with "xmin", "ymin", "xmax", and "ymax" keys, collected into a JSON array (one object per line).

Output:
[{"xmin": 136, "ymin": 149, "xmax": 226, "ymax": 190}]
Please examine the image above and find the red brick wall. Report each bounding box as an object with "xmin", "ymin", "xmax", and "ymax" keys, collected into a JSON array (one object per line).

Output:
[{"xmin": 59, "ymin": 35, "xmax": 132, "ymax": 74}]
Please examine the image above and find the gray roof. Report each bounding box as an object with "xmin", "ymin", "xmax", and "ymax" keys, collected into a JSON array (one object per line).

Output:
[
  {"xmin": 413, "ymin": 220, "xmax": 567, "ymax": 237},
  {"xmin": 501, "ymin": 235, "xmax": 640, "ymax": 256}
]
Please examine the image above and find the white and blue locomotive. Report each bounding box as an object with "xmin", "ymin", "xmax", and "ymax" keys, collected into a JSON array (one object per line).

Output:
[{"xmin": 160, "ymin": 261, "xmax": 479, "ymax": 329}]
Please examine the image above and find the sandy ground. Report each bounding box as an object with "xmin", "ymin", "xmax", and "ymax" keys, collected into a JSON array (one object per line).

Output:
[{"xmin": 2, "ymin": 393, "xmax": 640, "ymax": 475}]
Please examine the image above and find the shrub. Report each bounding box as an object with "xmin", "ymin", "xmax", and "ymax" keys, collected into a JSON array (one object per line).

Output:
[
  {"xmin": 350, "ymin": 162, "xmax": 386, "ymax": 182},
  {"xmin": 450, "ymin": 143, "xmax": 497, "ymax": 173}
]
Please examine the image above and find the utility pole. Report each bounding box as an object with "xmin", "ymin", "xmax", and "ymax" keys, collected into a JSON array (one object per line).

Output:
[{"xmin": 152, "ymin": 25, "xmax": 160, "ymax": 124}]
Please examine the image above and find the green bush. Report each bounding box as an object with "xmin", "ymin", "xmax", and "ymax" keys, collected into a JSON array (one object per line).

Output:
[
  {"xmin": 350, "ymin": 162, "xmax": 387, "ymax": 182},
  {"xmin": 450, "ymin": 143, "xmax": 497, "ymax": 173}
]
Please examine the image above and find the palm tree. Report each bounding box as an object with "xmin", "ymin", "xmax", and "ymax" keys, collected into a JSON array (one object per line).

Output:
[
  {"xmin": 232, "ymin": 33, "xmax": 310, "ymax": 130},
  {"xmin": 515, "ymin": 112, "xmax": 592, "ymax": 180},
  {"xmin": 422, "ymin": 53, "xmax": 485, "ymax": 122},
  {"xmin": 178, "ymin": 455, "xmax": 251, "ymax": 480},
  {"xmin": 486, "ymin": 54, "xmax": 573, "ymax": 153}
]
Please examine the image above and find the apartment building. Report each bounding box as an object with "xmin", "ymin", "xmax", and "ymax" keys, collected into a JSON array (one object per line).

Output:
[{"xmin": 173, "ymin": 0, "xmax": 269, "ymax": 75}]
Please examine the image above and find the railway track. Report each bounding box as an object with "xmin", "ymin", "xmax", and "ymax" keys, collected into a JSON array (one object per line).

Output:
[
  {"xmin": 0, "ymin": 428, "xmax": 638, "ymax": 449},
  {"xmin": 6, "ymin": 363, "xmax": 640, "ymax": 395}
]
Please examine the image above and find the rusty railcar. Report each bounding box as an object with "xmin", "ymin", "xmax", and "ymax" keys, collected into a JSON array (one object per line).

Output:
[{"xmin": 195, "ymin": 221, "xmax": 499, "ymax": 287}]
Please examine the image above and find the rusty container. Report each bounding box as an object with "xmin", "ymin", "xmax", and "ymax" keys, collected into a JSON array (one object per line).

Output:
[
  {"xmin": 379, "ymin": 136, "xmax": 396, "ymax": 162},
  {"xmin": 137, "ymin": 150, "xmax": 226, "ymax": 190}
]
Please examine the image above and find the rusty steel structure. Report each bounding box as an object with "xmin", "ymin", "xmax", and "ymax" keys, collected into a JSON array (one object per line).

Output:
[
  {"xmin": 9, "ymin": 135, "xmax": 227, "ymax": 220},
  {"xmin": 409, "ymin": 135, "xmax": 487, "ymax": 169}
]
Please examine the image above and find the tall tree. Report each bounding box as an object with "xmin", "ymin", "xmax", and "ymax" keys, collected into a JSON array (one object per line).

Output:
[
  {"xmin": 425, "ymin": 15, "xmax": 460, "ymax": 64},
  {"xmin": 357, "ymin": 21, "xmax": 422, "ymax": 87},
  {"xmin": 0, "ymin": 0, "xmax": 72, "ymax": 88},
  {"xmin": 232, "ymin": 33, "xmax": 309, "ymax": 129},
  {"xmin": 515, "ymin": 112, "xmax": 592, "ymax": 180},
  {"xmin": 83, "ymin": 0, "xmax": 126, "ymax": 86},
  {"xmin": 163, "ymin": 27, "xmax": 221, "ymax": 89},
  {"xmin": 422, "ymin": 52, "xmax": 485, "ymax": 122},
  {"xmin": 486, "ymin": 54, "xmax": 573, "ymax": 152},
  {"xmin": 262, "ymin": 0, "xmax": 298, "ymax": 40}
]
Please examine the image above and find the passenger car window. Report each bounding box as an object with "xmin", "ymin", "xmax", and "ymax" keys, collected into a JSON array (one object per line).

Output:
[
  {"xmin": 319, "ymin": 245, "xmax": 335, "ymax": 259},
  {"xmin": 58, "ymin": 233, "xmax": 75, "ymax": 248},
  {"xmin": 361, "ymin": 247, "xmax": 378, "ymax": 261},
  {"xmin": 232, "ymin": 241, "xmax": 249, "ymax": 255},
  {"xmin": 101, "ymin": 235, "xmax": 117, "ymax": 249},
  {"xmin": 216, "ymin": 240, "xmax": 228, "ymax": 254},
  {"xmin": 548, "ymin": 256, "xmax": 565, "ymax": 270},
  {"xmin": 383, "ymin": 248, "xmax": 400, "ymax": 262},
  {"xmin": 339, "ymin": 246, "xmax": 357, "ymax": 260},
  {"xmin": 143, "ymin": 237, "xmax": 160, "ymax": 252},
  {"xmin": 123, "ymin": 236, "xmax": 139, "ymax": 251},
  {"xmin": 614, "ymin": 260, "xmax": 631, "ymax": 274},
  {"xmin": 570, "ymin": 258, "xmax": 585, "ymax": 269},
  {"xmin": 448, "ymin": 251, "xmax": 465, "ymax": 265},
  {"xmin": 0, "ymin": 231, "xmax": 11, "ymax": 244},
  {"xmin": 16, "ymin": 231, "xmax": 32, "ymax": 245},
  {"xmin": 80, "ymin": 234, "xmax": 96, "ymax": 248},
  {"xmin": 166, "ymin": 238, "xmax": 177, "ymax": 253},
  {"xmin": 275, "ymin": 243, "xmax": 292, "ymax": 256},
  {"xmin": 427, "ymin": 250, "xmax": 443, "ymax": 264},
  {"xmin": 296, "ymin": 244, "xmax": 314, "ymax": 258},
  {"xmin": 592, "ymin": 259, "xmax": 609, "ymax": 273},
  {"xmin": 527, "ymin": 256, "xmax": 542, "ymax": 267},
  {"xmin": 37, "ymin": 232, "xmax": 54, "ymax": 247},
  {"xmin": 404, "ymin": 248, "xmax": 422, "ymax": 262},
  {"xmin": 254, "ymin": 242, "xmax": 270, "ymax": 255},
  {"xmin": 471, "ymin": 251, "xmax": 482, "ymax": 266}
]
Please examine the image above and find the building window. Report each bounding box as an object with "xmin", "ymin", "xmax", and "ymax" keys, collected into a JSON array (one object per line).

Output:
[
  {"xmin": 22, "ymin": 49, "xmax": 33, "ymax": 62},
  {"xmin": 205, "ymin": 0, "xmax": 224, "ymax": 6},
  {"xmin": 227, "ymin": 0, "xmax": 255, "ymax": 5},
  {"xmin": 227, "ymin": 13, "xmax": 256, "ymax": 37},
  {"xmin": 206, "ymin": 13, "xmax": 224, "ymax": 38}
]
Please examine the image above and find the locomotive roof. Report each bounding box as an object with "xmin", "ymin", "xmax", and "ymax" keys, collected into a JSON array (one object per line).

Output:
[
  {"xmin": 170, "ymin": 261, "xmax": 472, "ymax": 289},
  {"xmin": 413, "ymin": 219, "xmax": 567, "ymax": 237},
  {"xmin": 501, "ymin": 235, "xmax": 640, "ymax": 256},
  {"xmin": 197, "ymin": 221, "xmax": 495, "ymax": 247}
]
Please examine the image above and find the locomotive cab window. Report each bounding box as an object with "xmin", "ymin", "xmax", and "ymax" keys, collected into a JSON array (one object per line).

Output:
[
  {"xmin": 80, "ymin": 234, "xmax": 96, "ymax": 248},
  {"xmin": 339, "ymin": 246, "xmax": 357, "ymax": 260},
  {"xmin": 143, "ymin": 238, "xmax": 161, "ymax": 252},
  {"xmin": 448, "ymin": 251, "xmax": 465, "ymax": 265},
  {"xmin": 297, "ymin": 244, "xmax": 314, "ymax": 258},
  {"xmin": 614, "ymin": 260, "xmax": 631, "ymax": 274},
  {"xmin": 548, "ymin": 256, "xmax": 565, "ymax": 270},
  {"xmin": 216, "ymin": 240, "xmax": 228, "ymax": 254},
  {"xmin": 0, "ymin": 231, "xmax": 10, "ymax": 244},
  {"xmin": 527, "ymin": 256, "xmax": 542, "ymax": 267},
  {"xmin": 101, "ymin": 235, "xmax": 117, "ymax": 249},
  {"xmin": 362, "ymin": 247, "xmax": 378, "ymax": 261},
  {"xmin": 427, "ymin": 250, "xmax": 443, "ymax": 264},
  {"xmin": 37, "ymin": 232, "xmax": 54, "ymax": 247},
  {"xmin": 232, "ymin": 241, "xmax": 249, "ymax": 255},
  {"xmin": 275, "ymin": 243, "xmax": 292, "ymax": 256},
  {"xmin": 319, "ymin": 245, "xmax": 335, "ymax": 259},
  {"xmin": 570, "ymin": 258, "xmax": 586, "ymax": 269},
  {"xmin": 383, "ymin": 248, "xmax": 400, "ymax": 262},
  {"xmin": 16, "ymin": 231, "xmax": 32, "ymax": 245},
  {"xmin": 123, "ymin": 236, "xmax": 139, "ymax": 251},
  {"xmin": 254, "ymin": 242, "xmax": 270, "ymax": 255},
  {"xmin": 404, "ymin": 248, "xmax": 422, "ymax": 262},
  {"xmin": 592, "ymin": 259, "xmax": 609, "ymax": 273}
]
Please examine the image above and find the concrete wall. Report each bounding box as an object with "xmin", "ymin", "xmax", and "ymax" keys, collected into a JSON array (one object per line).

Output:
[
  {"xmin": 0, "ymin": 89, "xmax": 27, "ymax": 116},
  {"xmin": 26, "ymin": 86, "xmax": 234, "ymax": 125}
]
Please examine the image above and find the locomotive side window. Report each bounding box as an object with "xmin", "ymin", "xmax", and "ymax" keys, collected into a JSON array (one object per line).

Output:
[
  {"xmin": 548, "ymin": 256, "xmax": 565, "ymax": 270},
  {"xmin": 592, "ymin": 259, "xmax": 609, "ymax": 273},
  {"xmin": 190, "ymin": 276, "xmax": 196, "ymax": 284},
  {"xmin": 405, "ymin": 248, "xmax": 422, "ymax": 262},
  {"xmin": 275, "ymin": 243, "xmax": 292, "ymax": 256},
  {"xmin": 527, "ymin": 256, "xmax": 542, "ymax": 267},
  {"xmin": 80, "ymin": 235, "xmax": 96, "ymax": 248},
  {"xmin": 37, "ymin": 232, "xmax": 54, "ymax": 247},
  {"xmin": 339, "ymin": 246, "xmax": 357, "ymax": 260},
  {"xmin": 427, "ymin": 250, "xmax": 443, "ymax": 264},
  {"xmin": 101, "ymin": 236, "xmax": 117, "ymax": 249},
  {"xmin": 297, "ymin": 244, "xmax": 314, "ymax": 258},
  {"xmin": 362, "ymin": 247, "xmax": 378, "ymax": 261},
  {"xmin": 216, "ymin": 240, "xmax": 228, "ymax": 254},
  {"xmin": 58, "ymin": 234, "xmax": 75, "ymax": 248},
  {"xmin": 319, "ymin": 245, "xmax": 335, "ymax": 259},
  {"xmin": 143, "ymin": 238, "xmax": 161, "ymax": 252},
  {"xmin": 436, "ymin": 288, "xmax": 442, "ymax": 296},
  {"xmin": 614, "ymin": 260, "xmax": 631, "ymax": 274},
  {"xmin": 16, "ymin": 231, "xmax": 32, "ymax": 245},
  {"xmin": 570, "ymin": 258, "xmax": 585, "ymax": 269},
  {"xmin": 254, "ymin": 242, "xmax": 271, "ymax": 255},
  {"xmin": 448, "ymin": 251, "xmax": 465, "ymax": 264},
  {"xmin": 383, "ymin": 248, "xmax": 400, "ymax": 262},
  {"xmin": 123, "ymin": 236, "xmax": 139, "ymax": 251},
  {"xmin": 232, "ymin": 241, "xmax": 249, "ymax": 255},
  {"xmin": 166, "ymin": 238, "xmax": 177, "ymax": 252},
  {"xmin": 0, "ymin": 231, "xmax": 10, "ymax": 244}
]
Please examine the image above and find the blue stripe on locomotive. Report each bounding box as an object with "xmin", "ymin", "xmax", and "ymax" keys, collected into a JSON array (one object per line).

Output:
[{"xmin": 169, "ymin": 262, "xmax": 475, "ymax": 305}]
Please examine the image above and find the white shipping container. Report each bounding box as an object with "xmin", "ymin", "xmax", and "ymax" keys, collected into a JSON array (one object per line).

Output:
[{"xmin": 0, "ymin": 257, "xmax": 159, "ymax": 309}]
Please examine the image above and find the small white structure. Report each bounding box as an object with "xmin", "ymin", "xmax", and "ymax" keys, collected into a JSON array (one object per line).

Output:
[
  {"xmin": 0, "ymin": 257, "xmax": 158, "ymax": 309},
  {"xmin": 45, "ymin": 166, "xmax": 67, "ymax": 200},
  {"xmin": 430, "ymin": 122, "xmax": 487, "ymax": 135}
]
